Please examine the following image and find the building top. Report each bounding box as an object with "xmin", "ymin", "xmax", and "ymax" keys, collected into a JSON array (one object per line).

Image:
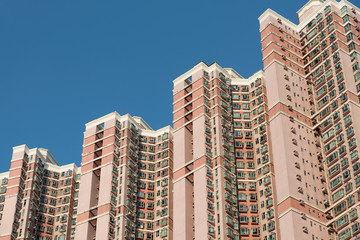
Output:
[
  {"xmin": 173, "ymin": 61, "xmax": 234, "ymax": 87},
  {"xmin": 140, "ymin": 125, "xmax": 173, "ymax": 138},
  {"xmin": 230, "ymin": 70, "xmax": 264, "ymax": 85},
  {"xmin": 85, "ymin": 111, "xmax": 172, "ymax": 133},
  {"xmin": 132, "ymin": 116, "xmax": 153, "ymax": 130},
  {"xmin": 173, "ymin": 61, "xmax": 210, "ymax": 87},
  {"xmin": 297, "ymin": 0, "xmax": 324, "ymax": 21},
  {"xmin": 259, "ymin": 0, "xmax": 359, "ymax": 32},
  {"xmin": 38, "ymin": 148, "xmax": 58, "ymax": 165},
  {"xmin": 173, "ymin": 61, "xmax": 264, "ymax": 89},
  {"xmin": 224, "ymin": 68, "xmax": 244, "ymax": 80},
  {"xmin": 13, "ymin": 144, "xmax": 59, "ymax": 165},
  {"xmin": 258, "ymin": 8, "xmax": 298, "ymax": 31},
  {"xmin": 45, "ymin": 162, "xmax": 80, "ymax": 174},
  {"xmin": 85, "ymin": 111, "xmax": 122, "ymax": 128}
]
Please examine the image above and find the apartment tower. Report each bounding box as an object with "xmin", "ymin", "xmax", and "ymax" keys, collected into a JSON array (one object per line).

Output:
[
  {"xmin": 1, "ymin": 1, "xmax": 360, "ymax": 240},
  {"xmin": 75, "ymin": 112, "xmax": 173, "ymax": 240},
  {"xmin": 259, "ymin": 0, "xmax": 360, "ymax": 239},
  {"xmin": 0, "ymin": 145, "xmax": 80, "ymax": 240},
  {"xmin": 172, "ymin": 0, "xmax": 360, "ymax": 240},
  {"xmin": 173, "ymin": 62, "xmax": 273, "ymax": 240}
]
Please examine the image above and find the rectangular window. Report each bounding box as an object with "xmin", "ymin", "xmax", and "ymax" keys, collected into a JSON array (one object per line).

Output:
[{"xmin": 332, "ymin": 188, "xmax": 344, "ymax": 202}]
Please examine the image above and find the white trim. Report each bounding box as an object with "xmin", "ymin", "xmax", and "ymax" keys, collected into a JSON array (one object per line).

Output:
[
  {"xmin": 85, "ymin": 111, "xmax": 172, "ymax": 134},
  {"xmin": 259, "ymin": 0, "xmax": 360, "ymax": 32},
  {"xmin": 0, "ymin": 172, "xmax": 9, "ymax": 179},
  {"xmin": 44, "ymin": 162, "xmax": 79, "ymax": 173}
]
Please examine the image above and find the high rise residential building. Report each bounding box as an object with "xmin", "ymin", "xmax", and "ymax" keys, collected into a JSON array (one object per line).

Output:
[
  {"xmin": 0, "ymin": 145, "xmax": 80, "ymax": 240},
  {"xmin": 75, "ymin": 112, "xmax": 173, "ymax": 240},
  {"xmin": 1, "ymin": 1, "xmax": 360, "ymax": 240},
  {"xmin": 172, "ymin": 1, "xmax": 360, "ymax": 240},
  {"xmin": 259, "ymin": 0, "xmax": 360, "ymax": 239},
  {"xmin": 0, "ymin": 112, "xmax": 173, "ymax": 240},
  {"xmin": 173, "ymin": 62, "xmax": 268, "ymax": 240}
]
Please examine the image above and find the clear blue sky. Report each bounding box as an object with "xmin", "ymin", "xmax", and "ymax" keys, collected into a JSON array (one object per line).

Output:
[{"xmin": 0, "ymin": 0, "xmax": 307, "ymax": 171}]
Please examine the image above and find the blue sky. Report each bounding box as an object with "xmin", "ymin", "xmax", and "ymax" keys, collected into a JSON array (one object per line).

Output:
[{"xmin": 0, "ymin": 0, "xmax": 307, "ymax": 171}]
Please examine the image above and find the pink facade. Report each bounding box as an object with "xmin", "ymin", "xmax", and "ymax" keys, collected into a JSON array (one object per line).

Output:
[
  {"xmin": 0, "ymin": 113, "xmax": 173, "ymax": 240},
  {"xmin": 1, "ymin": 1, "xmax": 360, "ymax": 240},
  {"xmin": 0, "ymin": 145, "xmax": 79, "ymax": 240},
  {"xmin": 75, "ymin": 112, "xmax": 173, "ymax": 240},
  {"xmin": 258, "ymin": 0, "xmax": 360, "ymax": 239},
  {"xmin": 173, "ymin": 63, "xmax": 269, "ymax": 240},
  {"xmin": 172, "ymin": 1, "xmax": 360, "ymax": 240}
]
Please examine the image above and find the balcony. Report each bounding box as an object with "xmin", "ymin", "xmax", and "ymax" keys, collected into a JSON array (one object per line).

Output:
[
  {"xmin": 226, "ymin": 216, "xmax": 234, "ymax": 227},
  {"xmin": 267, "ymin": 210, "xmax": 274, "ymax": 220},
  {"xmin": 226, "ymin": 228, "xmax": 235, "ymax": 239},
  {"xmin": 268, "ymin": 221, "xmax": 275, "ymax": 231}
]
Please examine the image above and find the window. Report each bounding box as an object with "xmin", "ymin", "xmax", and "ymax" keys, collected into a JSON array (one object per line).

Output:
[
  {"xmin": 351, "ymin": 151, "xmax": 358, "ymax": 161},
  {"xmin": 343, "ymin": 170, "xmax": 351, "ymax": 181},
  {"xmin": 341, "ymin": 6, "xmax": 348, "ymax": 14},
  {"xmin": 332, "ymin": 188, "xmax": 344, "ymax": 202},
  {"xmin": 351, "ymin": 52, "xmax": 358, "ymax": 62},
  {"xmin": 346, "ymin": 127, "xmax": 354, "ymax": 137},
  {"xmin": 335, "ymin": 215, "xmax": 349, "ymax": 229},
  {"xmin": 307, "ymin": 28, "xmax": 317, "ymax": 39},
  {"xmin": 339, "ymin": 228, "xmax": 351, "ymax": 240},
  {"xmin": 323, "ymin": 129, "xmax": 334, "ymax": 141},
  {"xmin": 308, "ymin": 37, "xmax": 318, "ymax": 48},
  {"xmin": 324, "ymin": 6, "xmax": 331, "ymax": 14},
  {"xmin": 345, "ymin": 182, "xmax": 353, "ymax": 193},
  {"xmin": 330, "ymin": 176, "xmax": 342, "ymax": 189},
  {"xmin": 314, "ymin": 76, "xmax": 325, "ymax": 87},
  {"xmin": 328, "ymin": 163, "xmax": 339, "ymax": 175},
  {"xmin": 331, "ymin": 42, "xmax": 338, "ymax": 51},
  {"xmin": 306, "ymin": 19, "xmax": 316, "ymax": 30},
  {"xmin": 336, "ymin": 73, "xmax": 343, "ymax": 81},
  {"xmin": 338, "ymin": 82, "xmax": 345, "ymax": 92},
  {"xmin": 319, "ymin": 106, "xmax": 330, "ymax": 119},
  {"xmin": 349, "ymin": 138, "xmax": 356, "ymax": 149},
  {"xmin": 344, "ymin": 24, "xmax": 352, "ymax": 32},
  {"xmin": 339, "ymin": 145, "xmax": 346, "ymax": 156},
  {"xmin": 316, "ymin": 13, "xmax": 323, "ymax": 21},
  {"xmin": 341, "ymin": 158, "xmax": 349, "ymax": 168},
  {"xmin": 349, "ymin": 42, "xmax": 356, "ymax": 52},
  {"xmin": 353, "ymin": 62, "xmax": 359, "ymax": 72},
  {"xmin": 316, "ymin": 85, "xmax": 327, "ymax": 97},
  {"xmin": 346, "ymin": 32, "xmax": 353, "ymax": 42},
  {"xmin": 326, "ymin": 69, "xmax": 333, "ymax": 78}
]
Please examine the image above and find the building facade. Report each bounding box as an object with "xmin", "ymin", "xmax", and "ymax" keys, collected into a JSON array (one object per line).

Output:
[
  {"xmin": 75, "ymin": 112, "xmax": 173, "ymax": 240},
  {"xmin": 173, "ymin": 62, "xmax": 272, "ymax": 240},
  {"xmin": 259, "ymin": 0, "xmax": 360, "ymax": 239},
  {"xmin": 1, "ymin": 1, "xmax": 360, "ymax": 240},
  {"xmin": 0, "ymin": 112, "xmax": 173, "ymax": 240},
  {"xmin": 0, "ymin": 145, "xmax": 80, "ymax": 240},
  {"xmin": 172, "ymin": 1, "xmax": 360, "ymax": 240}
]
